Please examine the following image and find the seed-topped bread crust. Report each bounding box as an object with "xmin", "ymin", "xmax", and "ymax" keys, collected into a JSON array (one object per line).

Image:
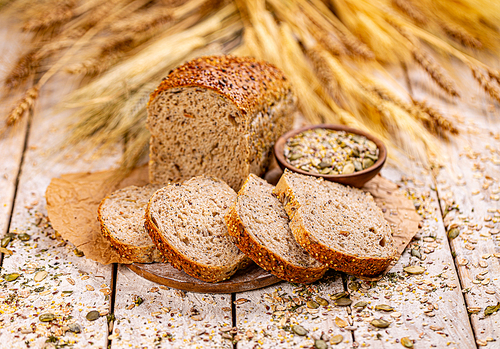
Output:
[
  {"xmin": 274, "ymin": 170, "xmax": 395, "ymax": 277},
  {"xmin": 225, "ymin": 174, "xmax": 327, "ymax": 283},
  {"xmin": 145, "ymin": 175, "xmax": 251, "ymax": 283},
  {"xmin": 148, "ymin": 55, "xmax": 292, "ymax": 116},
  {"xmin": 147, "ymin": 55, "xmax": 295, "ymax": 190},
  {"xmin": 98, "ymin": 185, "xmax": 164, "ymax": 264}
]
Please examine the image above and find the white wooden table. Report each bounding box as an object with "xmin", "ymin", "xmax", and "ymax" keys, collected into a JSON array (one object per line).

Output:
[{"xmin": 0, "ymin": 20, "xmax": 499, "ymax": 349}]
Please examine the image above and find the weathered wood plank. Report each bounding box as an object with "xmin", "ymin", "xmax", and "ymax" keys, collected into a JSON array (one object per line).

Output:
[
  {"xmin": 111, "ymin": 265, "xmax": 233, "ymax": 348},
  {"xmin": 0, "ymin": 73, "xmax": 120, "ymax": 348},
  {"xmin": 410, "ymin": 69, "xmax": 500, "ymax": 347},
  {"xmin": 234, "ymin": 273, "xmax": 354, "ymax": 348},
  {"xmin": 348, "ymin": 165, "xmax": 475, "ymax": 348},
  {"xmin": 0, "ymin": 18, "xmax": 31, "ymax": 237}
]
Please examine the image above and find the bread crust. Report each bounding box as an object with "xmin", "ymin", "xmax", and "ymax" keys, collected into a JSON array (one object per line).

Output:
[
  {"xmin": 148, "ymin": 55, "xmax": 292, "ymax": 116},
  {"xmin": 274, "ymin": 173, "xmax": 394, "ymax": 277},
  {"xmin": 97, "ymin": 193, "xmax": 163, "ymax": 264},
  {"xmin": 144, "ymin": 183, "xmax": 251, "ymax": 283},
  {"xmin": 225, "ymin": 204, "xmax": 327, "ymax": 284}
]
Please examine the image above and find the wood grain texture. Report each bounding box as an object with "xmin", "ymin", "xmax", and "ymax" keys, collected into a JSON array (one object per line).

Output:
[
  {"xmin": 411, "ymin": 68, "xmax": 500, "ymax": 347},
  {"xmin": 348, "ymin": 165, "xmax": 475, "ymax": 348},
  {"xmin": 111, "ymin": 265, "xmax": 233, "ymax": 348},
  {"xmin": 0, "ymin": 72, "xmax": 121, "ymax": 348}
]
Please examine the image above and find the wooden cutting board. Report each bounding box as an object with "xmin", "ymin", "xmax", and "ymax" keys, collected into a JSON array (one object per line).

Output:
[{"xmin": 126, "ymin": 262, "xmax": 282, "ymax": 293}]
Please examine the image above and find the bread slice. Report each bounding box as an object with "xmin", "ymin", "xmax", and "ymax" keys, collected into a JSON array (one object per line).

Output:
[
  {"xmin": 274, "ymin": 170, "xmax": 395, "ymax": 277},
  {"xmin": 98, "ymin": 185, "xmax": 164, "ymax": 263},
  {"xmin": 147, "ymin": 55, "xmax": 296, "ymax": 190},
  {"xmin": 225, "ymin": 174, "xmax": 328, "ymax": 283},
  {"xmin": 145, "ymin": 175, "xmax": 250, "ymax": 282}
]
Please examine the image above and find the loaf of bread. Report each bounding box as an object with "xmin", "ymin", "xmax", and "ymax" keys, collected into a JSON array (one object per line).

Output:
[
  {"xmin": 147, "ymin": 55, "xmax": 296, "ymax": 190},
  {"xmin": 145, "ymin": 175, "xmax": 251, "ymax": 282},
  {"xmin": 98, "ymin": 185, "xmax": 164, "ymax": 263},
  {"xmin": 274, "ymin": 170, "xmax": 395, "ymax": 276},
  {"xmin": 225, "ymin": 174, "xmax": 327, "ymax": 283}
]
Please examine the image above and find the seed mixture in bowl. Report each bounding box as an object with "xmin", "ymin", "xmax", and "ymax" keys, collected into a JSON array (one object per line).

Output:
[{"xmin": 283, "ymin": 128, "xmax": 379, "ymax": 175}]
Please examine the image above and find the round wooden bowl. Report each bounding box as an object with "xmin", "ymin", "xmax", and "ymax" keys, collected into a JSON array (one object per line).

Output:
[{"xmin": 274, "ymin": 124, "xmax": 387, "ymax": 188}]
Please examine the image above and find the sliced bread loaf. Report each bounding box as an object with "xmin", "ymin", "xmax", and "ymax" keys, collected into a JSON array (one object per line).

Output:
[
  {"xmin": 225, "ymin": 174, "xmax": 327, "ymax": 283},
  {"xmin": 274, "ymin": 170, "xmax": 395, "ymax": 277},
  {"xmin": 147, "ymin": 55, "xmax": 296, "ymax": 190},
  {"xmin": 145, "ymin": 175, "xmax": 250, "ymax": 282},
  {"xmin": 98, "ymin": 185, "xmax": 164, "ymax": 263}
]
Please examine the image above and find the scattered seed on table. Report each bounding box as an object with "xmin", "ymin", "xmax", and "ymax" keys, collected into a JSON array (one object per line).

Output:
[
  {"xmin": 34, "ymin": 271, "xmax": 47, "ymax": 282},
  {"xmin": 39, "ymin": 313, "xmax": 55, "ymax": 322},
  {"xmin": 292, "ymin": 324, "xmax": 308, "ymax": 336},
  {"xmin": 315, "ymin": 339, "xmax": 327, "ymax": 349},
  {"xmin": 86, "ymin": 311, "xmax": 100, "ymax": 321},
  {"xmin": 331, "ymin": 334, "xmax": 343, "ymax": 345},
  {"xmin": 5, "ymin": 273, "xmax": 19, "ymax": 282},
  {"xmin": 68, "ymin": 323, "xmax": 81, "ymax": 333},
  {"xmin": 18, "ymin": 233, "xmax": 30, "ymax": 241},
  {"xmin": 371, "ymin": 319, "xmax": 391, "ymax": 328}
]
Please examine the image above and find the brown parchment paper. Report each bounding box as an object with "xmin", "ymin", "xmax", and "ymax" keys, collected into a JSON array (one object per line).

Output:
[{"xmin": 45, "ymin": 167, "xmax": 421, "ymax": 277}]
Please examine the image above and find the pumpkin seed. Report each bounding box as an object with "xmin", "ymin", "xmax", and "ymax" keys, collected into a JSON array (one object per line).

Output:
[
  {"xmin": 315, "ymin": 339, "xmax": 327, "ymax": 349},
  {"xmin": 315, "ymin": 296, "xmax": 329, "ymax": 306},
  {"xmin": 34, "ymin": 271, "xmax": 48, "ymax": 282},
  {"xmin": 307, "ymin": 300, "xmax": 319, "ymax": 309},
  {"xmin": 34, "ymin": 286, "xmax": 45, "ymax": 292},
  {"xmin": 39, "ymin": 313, "xmax": 55, "ymax": 322},
  {"xmin": 375, "ymin": 304, "xmax": 394, "ymax": 312},
  {"xmin": 331, "ymin": 334, "xmax": 343, "ymax": 345},
  {"xmin": 353, "ymin": 160, "xmax": 363, "ymax": 171},
  {"xmin": 1, "ymin": 236, "xmax": 11, "ymax": 248},
  {"xmin": 362, "ymin": 158, "xmax": 374, "ymax": 169},
  {"xmin": 68, "ymin": 323, "xmax": 81, "ymax": 333},
  {"xmin": 484, "ymin": 302, "xmax": 500, "ymax": 316},
  {"xmin": 291, "ymin": 324, "xmax": 308, "ymax": 336},
  {"xmin": 403, "ymin": 265, "xmax": 425, "ymax": 274},
  {"xmin": 371, "ymin": 319, "xmax": 391, "ymax": 328},
  {"xmin": 319, "ymin": 159, "xmax": 332, "ymax": 168},
  {"xmin": 331, "ymin": 291, "xmax": 349, "ymax": 300},
  {"xmin": 18, "ymin": 233, "xmax": 30, "ymax": 241},
  {"xmin": 447, "ymin": 228, "xmax": 460, "ymax": 239},
  {"xmin": 289, "ymin": 153, "xmax": 303, "ymax": 161},
  {"xmin": 5, "ymin": 273, "xmax": 20, "ymax": 282},
  {"xmin": 353, "ymin": 301, "xmax": 368, "ymax": 309},
  {"xmin": 74, "ymin": 248, "xmax": 84, "ymax": 257},
  {"xmin": 411, "ymin": 248, "xmax": 421, "ymax": 259},
  {"xmin": 348, "ymin": 281, "xmax": 360, "ymax": 291},
  {"xmin": 86, "ymin": 310, "xmax": 100, "ymax": 321},
  {"xmin": 334, "ymin": 298, "xmax": 352, "ymax": 306},
  {"xmin": 401, "ymin": 337, "xmax": 413, "ymax": 348},
  {"xmin": 0, "ymin": 247, "xmax": 13, "ymax": 255},
  {"xmin": 342, "ymin": 163, "xmax": 355, "ymax": 174}
]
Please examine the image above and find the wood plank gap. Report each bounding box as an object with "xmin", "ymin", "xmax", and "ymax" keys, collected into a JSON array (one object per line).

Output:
[
  {"xmin": 105, "ymin": 263, "xmax": 118, "ymax": 349},
  {"xmin": 0, "ymin": 106, "xmax": 33, "ymax": 268}
]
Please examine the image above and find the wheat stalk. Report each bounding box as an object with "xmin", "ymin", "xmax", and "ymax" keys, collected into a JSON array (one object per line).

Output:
[
  {"xmin": 391, "ymin": 0, "xmax": 427, "ymax": 25},
  {"xmin": 411, "ymin": 48, "xmax": 460, "ymax": 97},
  {"xmin": 439, "ymin": 21, "xmax": 482, "ymax": 49},
  {"xmin": 1, "ymin": 86, "xmax": 39, "ymax": 134},
  {"xmin": 471, "ymin": 65, "xmax": 500, "ymax": 104}
]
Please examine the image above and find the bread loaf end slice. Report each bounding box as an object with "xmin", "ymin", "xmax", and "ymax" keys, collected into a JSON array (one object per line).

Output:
[
  {"xmin": 98, "ymin": 185, "xmax": 164, "ymax": 263},
  {"xmin": 274, "ymin": 170, "xmax": 395, "ymax": 277},
  {"xmin": 145, "ymin": 175, "xmax": 251, "ymax": 282},
  {"xmin": 225, "ymin": 174, "xmax": 327, "ymax": 283}
]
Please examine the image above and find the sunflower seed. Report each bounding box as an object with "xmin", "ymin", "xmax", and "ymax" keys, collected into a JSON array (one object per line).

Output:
[{"xmin": 403, "ymin": 266, "xmax": 425, "ymax": 274}]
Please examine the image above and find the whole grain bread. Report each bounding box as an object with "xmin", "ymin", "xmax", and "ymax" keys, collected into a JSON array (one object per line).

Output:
[
  {"xmin": 274, "ymin": 170, "xmax": 395, "ymax": 277},
  {"xmin": 145, "ymin": 175, "xmax": 251, "ymax": 282},
  {"xmin": 225, "ymin": 174, "xmax": 327, "ymax": 283},
  {"xmin": 147, "ymin": 55, "xmax": 296, "ymax": 191},
  {"xmin": 98, "ymin": 185, "xmax": 164, "ymax": 263}
]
